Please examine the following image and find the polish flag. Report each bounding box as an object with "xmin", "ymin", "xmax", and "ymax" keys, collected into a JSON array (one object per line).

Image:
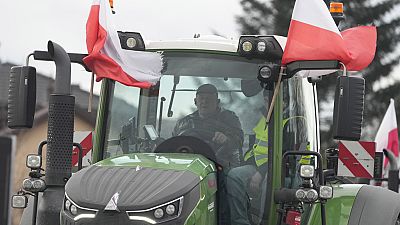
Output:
[
  {"xmin": 83, "ymin": 0, "xmax": 163, "ymax": 88},
  {"xmin": 282, "ymin": 0, "xmax": 377, "ymax": 71},
  {"xmin": 375, "ymin": 99, "xmax": 399, "ymax": 168}
]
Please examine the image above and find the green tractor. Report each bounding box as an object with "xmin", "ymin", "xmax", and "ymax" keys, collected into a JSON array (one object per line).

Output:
[
  {"xmin": 7, "ymin": 6, "xmax": 400, "ymax": 225},
  {"xmin": 9, "ymin": 34, "xmax": 400, "ymax": 225}
]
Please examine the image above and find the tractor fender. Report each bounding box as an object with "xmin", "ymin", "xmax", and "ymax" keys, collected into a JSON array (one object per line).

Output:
[{"xmin": 348, "ymin": 185, "xmax": 400, "ymax": 225}]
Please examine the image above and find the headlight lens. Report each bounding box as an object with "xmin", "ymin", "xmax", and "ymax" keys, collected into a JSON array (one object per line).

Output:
[
  {"xmin": 70, "ymin": 205, "xmax": 78, "ymax": 215},
  {"xmin": 22, "ymin": 178, "xmax": 33, "ymax": 190},
  {"xmin": 165, "ymin": 204, "xmax": 175, "ymax": 215},
  {"xmin": 257, "ymin": 41, "xmax": 266, "ymax": 52},
  {"xmin": 154, "ymin": 208, "xmax": 164, "ymax": 219},
  {"xmin": 295, "ymin": 189, "xmax": 306, "ymax": 200},
  {"xmin": 242, "ymin": 41, "xmax": 253, "ymax": 52},
  {"xmin": 65, "ymin": 200, "xmax": 71, "ymax": 210},
  {"xmin": 259, "ymin": 66, "xmax": 272, "ymax": 79}
]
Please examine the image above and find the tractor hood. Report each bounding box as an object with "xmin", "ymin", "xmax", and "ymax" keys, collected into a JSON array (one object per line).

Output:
[{"xmin": 65, "ymin": 153, "xmax": 215, "ymax": 211}]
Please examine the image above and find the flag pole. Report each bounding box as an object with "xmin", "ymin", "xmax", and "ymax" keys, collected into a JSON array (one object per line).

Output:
[
  {"xmin": 265, "ymin": 66, "xmax": 285, "ymax": 124},
  {"xmin": 88, "ymin": 72, "xmax": 94, "ymax": 113}
]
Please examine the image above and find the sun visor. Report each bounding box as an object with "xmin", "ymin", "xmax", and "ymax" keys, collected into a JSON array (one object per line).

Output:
[{"xmin": 241, "ymin": 79, "xmax": 263, "ymax": 97}]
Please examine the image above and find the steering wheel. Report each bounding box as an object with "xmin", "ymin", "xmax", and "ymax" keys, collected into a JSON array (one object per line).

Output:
[
  {"xmin": 154, "ymin": 136, "xmax": 218, "ymax": 164},
  {"xmin": 178, "ymin": 128, "xmax": 225, "ymax": 152}
]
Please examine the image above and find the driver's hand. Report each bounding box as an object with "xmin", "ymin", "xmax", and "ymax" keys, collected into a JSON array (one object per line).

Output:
[
  {"xmin": 212, "ymin": 132, "xmax": 228, "ymax": 144},
  {"xmin": 249, "ymin": 171, "xmax": 262, "ymax": 193}
]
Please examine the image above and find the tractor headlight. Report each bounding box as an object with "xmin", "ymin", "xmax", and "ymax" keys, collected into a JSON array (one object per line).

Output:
[
  {"xmin": 65, "ymin": 200, "xmax": 71, "ymax": 210},
  {"xmin": 305, "ymin": 189, "xmax": 319, "ymax": 202},
  {"xmin": 154, "ymin": 208, "xmax": 164, "ymax": 219},
  {"xmin": 295, "ymin": 189, "xmax": 306, "ymax": 200},
  {"xmin": 165, "ymin": 204, "xmax": 176, "ymax": 215},
  {"xmin": 22, "ymin": 178, "xmax": 46, "ymax": 192},
  {"xmin": 127, "ymin": 196, "xmax": 183, "ymax": 224},
  {"xmin": 63, "ymin": 195, "xmax": 97, "ymax": 221},
  {"xmin": 70, "ymin": 205, "xmax": 78, "ymax": 215},
  {"xmin": 295, "ymin": 188, "xmax": 319, "ymax": 203},
  {"xmin": 300, "ymin": 165, "xmax": 315, "ymax": 178},
  {"xmin": 319, "ymin": 186, "xmax": 333, "ymax": 199},
  {"xmin": 22, "ymin": 178, "xmax": 33, "ymax": 190},
  {"xmin": 26, "ymin": 154, "xmax": 42, "ymax": 169}
]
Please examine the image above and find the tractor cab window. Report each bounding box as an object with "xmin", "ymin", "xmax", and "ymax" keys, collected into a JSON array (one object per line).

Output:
[
  {"xmin": 282, "ymin": 76, "xmax": 318, "ymax": 188},
  {"xmin": 101, "ymin": 52, "xmax": 318, "ymax": 225}
]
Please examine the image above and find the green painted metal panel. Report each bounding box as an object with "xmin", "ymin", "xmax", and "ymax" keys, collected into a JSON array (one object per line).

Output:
[
  {"xmin": 95, "ymin": 153, "xmax": 216, "ymax": 178},
  {"xmin": 268, "ymin": 85, "xmax": 284, "ymax": 225},
  {"xmin": 302, "ymin": 184, "xmax": 363, "ymax": 225},
  {"xmin": 184, "ymin": 173, "xmax": 218, "ymax": 225}
]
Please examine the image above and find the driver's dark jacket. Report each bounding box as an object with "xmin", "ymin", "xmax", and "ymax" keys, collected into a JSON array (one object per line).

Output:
[{"xmin": 172, "ymin": 108, "xmax": 244, "ymax": 168}]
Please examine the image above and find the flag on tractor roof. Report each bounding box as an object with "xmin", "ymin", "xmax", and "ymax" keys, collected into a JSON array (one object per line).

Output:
[
  {"xmin": 83, "ymin": 0, "xmax": 163, "ymax": 88},
  {"xmin": 281, "ymin": 0, "xmax": 377, "ymax": 72}
]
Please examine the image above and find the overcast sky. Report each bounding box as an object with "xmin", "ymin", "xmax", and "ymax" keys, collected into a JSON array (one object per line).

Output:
[{"xmin": 0, "ymin": 0, "xmax": 243, "ymax": 94}]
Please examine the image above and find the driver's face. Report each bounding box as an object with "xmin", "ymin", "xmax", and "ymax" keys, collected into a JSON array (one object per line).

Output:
[{"xmin": 195, "ymin": 93, "xmax": 219, "ymax": 117}]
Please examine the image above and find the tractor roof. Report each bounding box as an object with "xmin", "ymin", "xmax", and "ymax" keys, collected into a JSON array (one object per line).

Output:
[{"xmin": 145, "ymin": 35, "xmax": 287, "ymax": 53}]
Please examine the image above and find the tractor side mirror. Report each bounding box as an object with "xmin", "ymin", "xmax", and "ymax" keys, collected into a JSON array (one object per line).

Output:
[
  {"xmin": 7, "ymin": 66, "xmax": 37, "ymax": 128},
  {"xmin": 332, "ymin": 76, "xmax": 365, "ymax": 140}
]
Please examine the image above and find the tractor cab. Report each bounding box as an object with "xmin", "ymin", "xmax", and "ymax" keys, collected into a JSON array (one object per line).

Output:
[
  {"xmin": 62, "ymin": 34, "xmax": 320, "ymax": 225},
  {"xmin": 9, "ymin": 34, "xmax": 400, "ymax": 225}
]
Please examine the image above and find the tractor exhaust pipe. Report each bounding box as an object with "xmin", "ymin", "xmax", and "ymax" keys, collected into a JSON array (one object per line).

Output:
[
  {"xmin": 36, "ymin": 41, "xmax": 75, "ymax": 225},
  {"xmin": 44, "ymin": 40, "xmax": 75, "ymax": 185},
  {"xmin": 47, "ymin": 41, "xmax": 71, "ymax": 95}
]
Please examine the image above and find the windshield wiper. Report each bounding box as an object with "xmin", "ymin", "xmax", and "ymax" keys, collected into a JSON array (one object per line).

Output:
[{"xmin": 167, "ymin": 76, "xmax": 180, "ymax": 117}]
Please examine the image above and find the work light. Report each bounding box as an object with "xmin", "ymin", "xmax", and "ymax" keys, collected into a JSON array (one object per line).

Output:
[
  {"xmin": 22, "ymin": 178, "xmax": 33, "ymax": 190},
  {"xmin": 259, "ymin": 66, "xmax": 272, "ymax": 79},
  {"xmin": 306, "ymin": 189, "xmax": 319, "ymax": 202},
  {"xmin": 22, "ymin": 178, "xmax": 46, "ymax": 192},
  {"xmin": 319, "ymin": 186, "xmax": 333, "ymax": 199},
  {"xmin": 118, "ymin": 31, "xmax": 145, "ymax": 51},
  {"xmin": 26, "ymin": 154, "xmax": 42, "ymax": 169},
  {"xmin": 300, "ymin": 165, "xmax": 315, "ymax": 178},
  {"xmin": 242, "ymin": 41, "xmax": 253, "ymax": 52},
  {"xmin": 295, "ymin": 189, "xmax": 306, "ymax": 200},
  {"xmin": 257, "ymin": 41, "xmax": 266, "ymax": 53},
  {"xmin": 126, "ymin": 37, "xmax": 137, "ymax": 49},
  {"xmin": 12, "ymin": 195, "xmax": 28, "ymax": 208}
]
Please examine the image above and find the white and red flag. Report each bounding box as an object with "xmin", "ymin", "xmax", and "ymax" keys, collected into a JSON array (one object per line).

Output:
[
  {"xmin": 375, "ymin": 99, "xmax": 399, "ymax": 168},
  {"xmin": 282, "ymin": 0, "xmax": 377, "ymax": 71},
  {"xmin": 83, "ymin": 0, "xmax": 163, "ymax": 88}
]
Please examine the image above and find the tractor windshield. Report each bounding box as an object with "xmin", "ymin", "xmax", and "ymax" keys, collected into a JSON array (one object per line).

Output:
[{"xmin": 100, "ymin": 51, "xmax": 318, "ymax": 224}]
